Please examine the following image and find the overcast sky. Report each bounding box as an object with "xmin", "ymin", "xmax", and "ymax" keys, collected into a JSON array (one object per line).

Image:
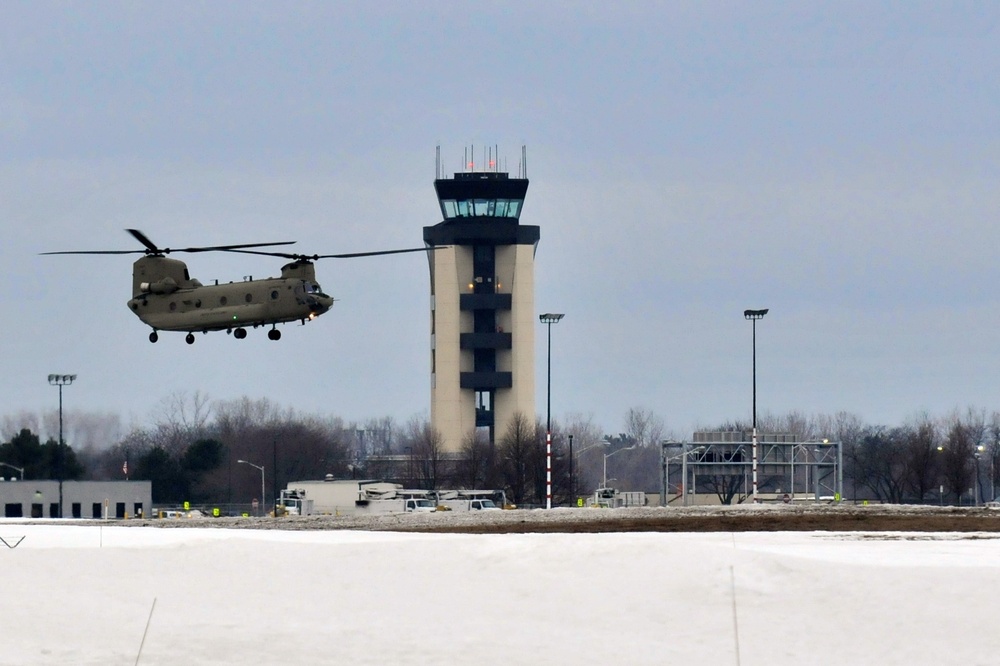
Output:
[{"xmin": 1, "ymin": 2, "xmax": 998, "ymax": 440}]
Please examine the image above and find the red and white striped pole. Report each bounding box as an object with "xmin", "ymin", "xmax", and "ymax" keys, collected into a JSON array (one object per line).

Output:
[
  {"xmin": 744, "ymin": 308, "xmax": 768, "ymax": 504},
  {"xmin": 539, "ymin": 313, "xmax": 564, "ymax": 510}
]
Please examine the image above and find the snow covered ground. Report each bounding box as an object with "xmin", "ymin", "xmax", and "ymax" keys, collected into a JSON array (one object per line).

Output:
[{"xmin": 3, "ymin": 521, "xmax": 999, "ymax": 665}]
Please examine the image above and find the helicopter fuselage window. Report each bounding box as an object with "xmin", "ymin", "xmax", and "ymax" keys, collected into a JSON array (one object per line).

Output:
[
  {"xmin": 220, "ymin": 296, "xmax": 228, "ymax": 306},
  {"xmin": 271, "ymin": 290, "xmax": 279, "ymax": 300},
  {"xmin": 245, "ymin": 293, "xmax": 252, "ymax": 303},
  {"xmin": 169, "ymin": 302, "xmax": 177, "ymax": 311}
]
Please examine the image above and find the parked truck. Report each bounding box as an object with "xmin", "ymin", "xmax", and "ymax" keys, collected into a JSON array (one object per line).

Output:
[
  {"xmin": 278, "ymin": 477, "xmax": 438, "ymax": 516},
  {"xmin": 436, "ymin": 489, "xmax": 507, "ymax": 512}
]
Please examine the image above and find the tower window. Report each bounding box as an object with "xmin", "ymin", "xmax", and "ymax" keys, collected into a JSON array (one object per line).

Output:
[{"xmin": 439, "ymin": 198, "xmax": 524, "ymax": 219}]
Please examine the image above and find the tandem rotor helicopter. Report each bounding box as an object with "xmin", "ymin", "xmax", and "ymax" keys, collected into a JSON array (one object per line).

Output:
[{"xmin": 43, "ymin": 229, "xmax": 437, "ymax": 344}]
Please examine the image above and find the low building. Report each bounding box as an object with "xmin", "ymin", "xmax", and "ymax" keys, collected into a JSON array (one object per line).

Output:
[{"xmin": 0, "ymin": 479, "xmax": 152, "ymax": 519}]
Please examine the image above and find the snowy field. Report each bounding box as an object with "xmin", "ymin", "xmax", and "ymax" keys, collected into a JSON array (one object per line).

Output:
[{"xmin": 2, "ymin": 522, "xmax": 1000, "ymax": 666}]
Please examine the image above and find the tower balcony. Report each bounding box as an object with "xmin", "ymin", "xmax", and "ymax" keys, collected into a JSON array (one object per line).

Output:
[
  {"xmin": 460, "ymin": 293, "xmax": 512, "ymax": 311},
  {"xmin": 460, "ymin": 332, "xmax": 512, "ymax": 350},
  {"xmin": 460, "ymin": 372, "xmax": 513, "ymax": 389}
]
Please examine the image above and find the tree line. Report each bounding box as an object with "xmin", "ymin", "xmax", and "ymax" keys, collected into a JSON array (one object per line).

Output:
[{"xmin": 3, "ymin": 394, "xmax": 999, "ymax": 508}]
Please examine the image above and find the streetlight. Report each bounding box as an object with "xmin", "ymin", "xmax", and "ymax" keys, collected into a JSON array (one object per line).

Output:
[
  {"xmin": 48, "ymin": 373, "xmax": 76, "ymax": 518},
  {"xmin": 988, "ymin": 446, "xmax": 996, "ymax": 503},
  {"xmin": 404, "ymin": 446, "xmax": 413, "ymax": 487},
  {"xmin": 661, "ymin": 445, "xmax": 704, "ymax": 504},
  {"xmin": 539, "ymin": 312, "xmax": 564, "ymax": 510},
  {"xmin": 974, "ymin": 445, "xmax": 986, "ymax": 506},
  {"xmin": 743, "ymin": 308, "xmax": 768, "ymax": 503},
  {"xmin": 573, "ymin": 441, "xmax": 604, "ymax": 500},
  {"xmin": 568, "ymin": 434, "xmax": 574, "ymax": 502},
  {"xmin": 237, "ymin": 460, "xmax": 265, "ymax": 516},
  {"xmin": 603, "ymin": 445, "xmax": 637, "ymax": 489},
  {"xmin": 0, "ymin": 462, "xmax": 25, "ymax": 480}
]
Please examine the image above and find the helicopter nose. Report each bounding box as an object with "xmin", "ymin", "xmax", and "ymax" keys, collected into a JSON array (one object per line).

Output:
[{"xmin": 310, "ymin": 295, "xmax": 334, "ymax": 314}]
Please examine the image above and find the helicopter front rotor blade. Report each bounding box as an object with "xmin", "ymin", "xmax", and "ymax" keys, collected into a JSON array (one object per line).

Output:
[
  {"xmin": 127, "ymin": 229, "xmax": 160, "ymax": 253},
  {"xmin": 40, "ymin": 249, "xmax": 147, "ymax": 255},
  {"xmin": 180, "ymin": 240, "xmax": 298, "ymax": 253}
]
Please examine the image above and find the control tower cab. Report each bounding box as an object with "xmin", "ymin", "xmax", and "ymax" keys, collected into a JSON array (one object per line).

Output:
[{"xmin": 423, "ymin": 147, "xmax": 540, "ymax": 452}]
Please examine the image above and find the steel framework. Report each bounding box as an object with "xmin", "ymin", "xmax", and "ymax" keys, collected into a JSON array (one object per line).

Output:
[{"xmin": 660, "ymin": 437, "xmax": 843, "ymax": 506}]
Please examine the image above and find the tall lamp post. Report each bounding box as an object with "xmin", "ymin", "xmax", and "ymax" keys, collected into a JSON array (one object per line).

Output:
[
  {"xmin": 743, "ymin": 309, "xmax": 768, "ymax": 504},
  {"xmin": 48, "ymin": 373, "xmax": 76, "ymax": 518},
  {"xmin": 603, "ymin": 445, "xmax": 637, "ymax": 488},
  {"xmin": 539, "ymin": 313, "xmax": 564, "ymax": 509},
  {"xmin": 237, "ymin": 460, "xmax": 265, "ymax": 516},
  {"xmin": 568, "ymin": 434, "xmax": 574, "ymax": 503}
]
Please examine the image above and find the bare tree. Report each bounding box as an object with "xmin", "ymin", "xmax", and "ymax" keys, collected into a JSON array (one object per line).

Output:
[
  {"xmin": 457, "ymin": 428, "xmax": 492, "ymax": 490},
  {"xmin": 498, "ymin": 412, "xmax": 539, "ymax": 506},
  {"xmin": 941, "ymin": 419, "xmax": 976, "ymax": 504},
  {"xmin": 401, "ymin": 416, "xmax": 444, "ymax": 490},
  {"xmin": 987, "ymin": 412, "xmax": 1000, "ymax": 502},
  {"xmin": 704, "ymin": 473, "xmax": 745, "ymax": 506},
  {"xmin": 211, "ymin": 397, "xmax": 350, "ymax": 506},
  {"xmin": 903, "ymin": 416, "xmax": 939, "ymax": 502},
  {"xmin": 623, "ymin": 408, "xmax": 664, "ymax": 448},
  {"xmin": 561, "ymin": 413, "xmax": 607, "ymax": 500},
  {"xmin": 1, "ymin": 411, "xmax": 41, "ymax": 441},
  {"xmin": 856, "ymin": 426, "xmax": 909, "ymax": 503}
]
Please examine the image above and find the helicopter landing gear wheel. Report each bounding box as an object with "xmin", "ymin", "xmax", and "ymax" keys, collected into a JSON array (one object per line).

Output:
[
  {"xmin": 268, "ymin": 328, "xmax": 281, "ymax": 341},
  {"xmin": 234, "ymin": 327, "xmax": 247, "ymax": 339},
  {"xmin": 149, "ymin": 331, "xmax": 158, "ymax": 343},
  {"xmin": 185, "ymin": 333, "xmax": 195, "ymax": 345}
]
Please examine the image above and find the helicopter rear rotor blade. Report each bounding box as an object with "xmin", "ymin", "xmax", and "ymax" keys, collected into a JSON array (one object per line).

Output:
[{"xmin": 42, "ymin": 229, "xmax": 297, "ymax": 257}]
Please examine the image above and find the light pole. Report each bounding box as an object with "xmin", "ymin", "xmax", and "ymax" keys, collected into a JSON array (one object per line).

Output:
[
  {"xmin": 539, "ymin": 312, "xmax": 564, "ymax": 509},
  {"xmin": 743, "ymin": 309, "xmax": 768, "ymax": 503},
  {"xmin": 661, "ymin": 445, "xmax": 703, "ymax": 504},
  {"xmin": 48, "ymin": 373, "xmax": 76, "ymax": 518},
  {"xmin": 237, "ymin": 460, "xmax": 265, "ymax": 516},
  {"xmin": 603, "ymin": 445, "xmax": 637, "ymax": 488},
  {"xmin": 0, "ymin": 462, "xmax": 25, "ymax": 480},
  {"xmin": 574, "ymin": 442, "xmax": 604, "ymax": 501},
  {"xmin": 404, "ymin": 446, "xmax": 413, "ymax": 487},
  {"xmin": 568, "ymin": 434, "xmax": 574, "ymax": 502},
  {"xmin": 990, "ymin": 448, "xmax": 996, "ymax": 503},
  {"xmin": 974, "ymin": 445, "xmax": 986, "ymax": 506}
]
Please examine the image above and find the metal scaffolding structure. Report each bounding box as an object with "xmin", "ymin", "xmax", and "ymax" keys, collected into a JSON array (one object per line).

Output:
[{"xmin": 660, "ymin": 434, "xmax": 843, "ymax": 506}]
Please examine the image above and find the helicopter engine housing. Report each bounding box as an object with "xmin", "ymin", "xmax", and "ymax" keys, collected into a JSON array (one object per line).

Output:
[{"xmin": 139, "ymin": 277, "xmax": 179, "ymax": 294}]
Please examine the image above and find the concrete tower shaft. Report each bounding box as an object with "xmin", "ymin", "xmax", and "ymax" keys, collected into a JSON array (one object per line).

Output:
[{"xmin": 424, "ymin": 165, "xmax": 540, "ymax": 453}]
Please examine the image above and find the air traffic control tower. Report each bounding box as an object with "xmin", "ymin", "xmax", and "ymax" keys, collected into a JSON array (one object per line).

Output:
[{"xmin": 424, "ymin": 148, "xmax": 540, "ymax": 453}]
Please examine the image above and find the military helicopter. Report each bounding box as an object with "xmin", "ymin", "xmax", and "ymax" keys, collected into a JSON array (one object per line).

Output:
[{"xmin": 43, "ymin": 229, "xmax": 435, "ymax": 344}]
